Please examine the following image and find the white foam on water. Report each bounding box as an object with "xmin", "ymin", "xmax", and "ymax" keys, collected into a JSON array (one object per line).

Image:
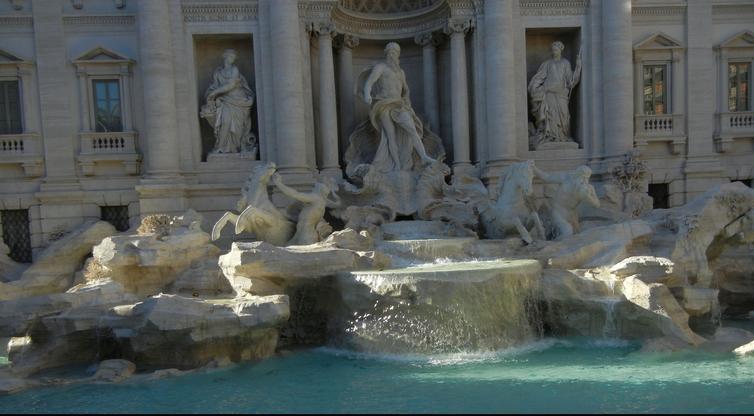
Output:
[{"xmin": 314, "ymin": 338, "xmax": 635, "ymax": 367}]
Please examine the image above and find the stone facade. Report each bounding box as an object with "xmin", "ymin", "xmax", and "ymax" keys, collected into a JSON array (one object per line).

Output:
[{"xmin": 0, "ymin": 0, "xmax": 752, "ymax": 260}]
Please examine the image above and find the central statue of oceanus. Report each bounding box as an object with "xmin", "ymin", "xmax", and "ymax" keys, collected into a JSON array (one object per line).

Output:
[{"xmin": 344, "ymin": 42, "xmax": 444, "ymax": 178}]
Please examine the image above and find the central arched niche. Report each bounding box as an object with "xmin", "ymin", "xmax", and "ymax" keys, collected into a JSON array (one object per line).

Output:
[
  {"xmin": 339, "ymin": 0, "xmax": 441, "ymax": 15},
  {"xmin": 332, "ymin": 0, "xmax": 449, "ymax": 41},
  {"xmin": 331, "ymin": 0, "xmax": 464, "ymax": 165}
]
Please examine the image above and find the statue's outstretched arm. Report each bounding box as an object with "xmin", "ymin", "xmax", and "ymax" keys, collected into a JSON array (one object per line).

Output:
[
  {"xmin": 273, "ymin": 174, "xmax": 318, "ymax": 204},
  {"xmin": 533, "ymin": 165, "xmax": 559, "ymax": 183}
]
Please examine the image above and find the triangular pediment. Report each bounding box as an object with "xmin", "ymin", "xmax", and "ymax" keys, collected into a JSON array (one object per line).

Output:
[
  {"xmin": 634, "ymin": 32, "xmax": 683, "ymax": 50},
  {"xmin": 719, "ymin": 30, "xmax": 754, "ymax": 49},
  {"xmin": 0, "ymin": 48, "xmax": 25, "ymax": 63},
  {"xmin": 73, "ymin": 46, "xmax": 132, "ymax": 63}
]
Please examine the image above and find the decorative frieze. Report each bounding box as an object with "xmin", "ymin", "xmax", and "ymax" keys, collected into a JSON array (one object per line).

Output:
[
  {"xmin": 181, "ymin": 3, "xmax": 258, "ymax": 23},
  {"xmin": 519, "ymin": 0, "xmax": 589, "ymax": 16},
  {"xmin": 62, "ymin": 15, "xmax": 135, "ymax": 26}
]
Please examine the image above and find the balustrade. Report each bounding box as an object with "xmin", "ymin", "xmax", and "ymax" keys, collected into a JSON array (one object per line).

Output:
[
  {"xmin": 715, "ymin": 111, "xmax": 754, "ymax": 153},
  {"xmin": 0, "ymin": 134, "xmax": 43, "ymax": 176},
  {"xmin": 77, "ymin": 131, "xmax": 140, "ymax": 175}
]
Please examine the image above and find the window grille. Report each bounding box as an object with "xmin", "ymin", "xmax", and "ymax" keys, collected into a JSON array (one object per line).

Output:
[
  {"xmin": 100, "ymin": 205, "xmax": 130, "ymax": 232},
  {"xmin": 1, "ymin": 209, "xmax": 32, "ymax": 263}
]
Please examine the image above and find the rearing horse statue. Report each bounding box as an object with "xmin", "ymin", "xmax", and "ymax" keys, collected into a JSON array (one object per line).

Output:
[
  {"xmin": 212, "ymin": 162, "xmax": 294, "ymax": 246},
  {"xmin": 479, "ymin": 160, "xmax": 545, "ymax": 244}
]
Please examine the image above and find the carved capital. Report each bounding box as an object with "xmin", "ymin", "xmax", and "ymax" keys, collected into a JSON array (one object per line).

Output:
[
  {"xmin": 342, "ymin": 34, "xmax": 360, "ymax": 49},
  {"xmin": 308, "ymin": 21, "xmax": 336, "ymax": 38},
  {"xmin": 334, "ymin": 34, "xmax": 360, "ymax": 50},
  {"xmin": 444, "ymin": 18, "xmax": 472, "ymax": 36},
  {"xmin": 414, "ymin": 32, "xmax": 442, "ymax": 48}
]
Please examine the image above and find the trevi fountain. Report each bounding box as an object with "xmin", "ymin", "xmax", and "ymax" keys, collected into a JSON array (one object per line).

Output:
[{"xmin": 0, "ymin": 0, "xmax": 753, "ymax": 413}]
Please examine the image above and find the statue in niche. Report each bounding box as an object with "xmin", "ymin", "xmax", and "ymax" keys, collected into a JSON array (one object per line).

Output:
[
  {"xmin": 528, "ymin": 41, "xmax": 582, "ymax": 149},
  {"xmin": 272, "ymin": 174, "xmax": 340, "ymax": 245},
  {"xmin": 200, "ymin": 49, "xmax": 257, "ymax": 156},
  {"xmin": 534, "ymin": 165, "xmax": 600, "ymax": 239},
  {"xmin": 340, "ymin": 42, "xmax": 445, "ymax": 217},
  {"xmin": 347, "ymin": 42, "xmax": 441, "ymax": 176},
  {"xmin": 212, "ymin": 162, "xmax": 293, "ymax": 246}
]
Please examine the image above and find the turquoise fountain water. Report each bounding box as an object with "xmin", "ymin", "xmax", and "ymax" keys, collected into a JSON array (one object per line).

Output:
[{"xmin": 2, "ymin": 338, "xmax": 754, "ymax": 413}]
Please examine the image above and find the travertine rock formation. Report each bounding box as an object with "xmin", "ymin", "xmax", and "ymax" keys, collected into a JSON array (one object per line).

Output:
[{"xmin": 0, "ymin": 221, "xmax": 116, "ymax": 301}]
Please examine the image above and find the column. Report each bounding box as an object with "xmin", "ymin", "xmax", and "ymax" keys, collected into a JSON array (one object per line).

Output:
[
  {"xmin": 445, "ymin": 18, "xmax": 472, "ymax": 174},
  {"xmin": 336, "ymin": 34, "xmax": 358, "ymax": 156},
  {"xmin": 137, "ymin": 0, "xmax": 180, "ymax": 176},
  {"xmin": 269, "ymin": 0, "xmax": 308, "ymax": 175},
  {"xmin": 602, "ymin": 0, "xmax": 634, "ymax": 157},
  {"xmin": 313, "ymin": 22, "xmax": 340, "ymax": 176},
  {"xmin": 484, "ymin": 0, "xmax": 517, "ymax": 168},
  {"xmin": 415, "ymin": 32, "xmax": 440, "ymax": 132}
]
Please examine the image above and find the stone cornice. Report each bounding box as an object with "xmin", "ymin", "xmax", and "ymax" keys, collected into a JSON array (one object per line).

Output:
[
  {"xmin": 519, "ymin": 0, "xmax": 589, "ymax": 16},
  {"xmin": 181, "ymin": 2, "xmax": 258, "ymax": 23}
]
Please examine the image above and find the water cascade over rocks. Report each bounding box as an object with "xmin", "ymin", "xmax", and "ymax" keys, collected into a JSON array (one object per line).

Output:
[
  {"xmin": 0, "ymin": 161, "xmax": 752, "ymax": 395},
  {"xmin": 334, "ymin": 260, "xmax": 543, "ymax": 354}
]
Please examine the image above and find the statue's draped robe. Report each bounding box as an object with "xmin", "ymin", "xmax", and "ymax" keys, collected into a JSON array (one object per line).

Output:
[
  {"xmin": 528, "ymin": 58, "xmax": 580, "ymax": 145},
  {"xmin": 205, "ymin": 66, "xmax": 256, "ymax": 153},
  {"xmin": 369, "ymin": 97, "xmax": 424, "ymax": 173}
]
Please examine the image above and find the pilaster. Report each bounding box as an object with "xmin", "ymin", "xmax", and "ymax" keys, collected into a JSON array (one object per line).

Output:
[
  {"xmin": 415, "ymin": 32, "xmax": 441, "ymax": 133},
  {"xmin": 602, "ymin": 0, "xmax": 634, "ymax": 159},
  {"xmin": 336, "ymin": 34, "xmax": 359, "ymax": 158},
  {"xmin": 683, "ymin": 0, "xmax": 724, "ymax": 202}
]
